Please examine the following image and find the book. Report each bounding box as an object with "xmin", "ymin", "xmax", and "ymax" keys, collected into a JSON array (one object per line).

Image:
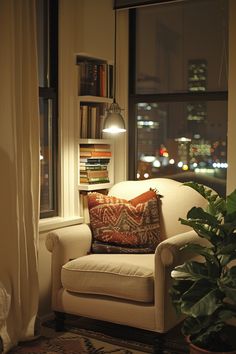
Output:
[
  {"xmin": 80, "ymin": 176, "xmax": 110, "ymax": 184},
  {"xmin": 80, "ymin": 164, "xmax": 108, "ymax": 171},
  {"xmin": 90, "ymin": 106, "xmax": 97, "ymax": 139},
  {"xmin": 80, "ymin": 144, "xmax": 111, "ymax": 152},
  {"xmin": 80, "ymin": 105, "xmax": 88, "ymax": 138},
  {"xmin": 80, "ymin": 151, "xmax": 112, "ymax": 158},
  {"xmin": 80, "ymin": 170, "xmax": 109, "ymax": 179},
  {"xmin": 80, "ymin": 158, "xmax": 110, "ymax": 164}
]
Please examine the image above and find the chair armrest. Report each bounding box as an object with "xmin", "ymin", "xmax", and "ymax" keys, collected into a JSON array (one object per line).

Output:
[
  {"xmin": 154, "ymin": 230, "xmax": 209, "ymax": 332},
  {"xmin": 157, "ymin": 229, "xmax": 210, "ymax": 267},
  {"xmin": 45, "ymin": 223, "xmax": 92, "ymax": 310}
]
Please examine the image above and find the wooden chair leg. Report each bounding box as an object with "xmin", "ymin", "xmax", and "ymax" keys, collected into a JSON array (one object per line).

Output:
[
  {"xmin": 54, "ymin": 311, "xmax": 66, "ymax": 331},
  {"xmin": 153, "ymin": 333, "xmax": 166, "ymax": 354}
]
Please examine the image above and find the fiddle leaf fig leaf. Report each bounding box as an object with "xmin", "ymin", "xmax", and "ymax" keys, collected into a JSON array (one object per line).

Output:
[
  {"xmin": 187, "ymin": 207, "xmax": 219, "ymax": 227},
  {"xmin": 181, "ymin": 281, "xmax": 222, "ymax": 317},
  {"xmin": 171, "ymin": 261, "xmax": 208, "ymax": 281},
  {"xmin": 226, "ymin": 189, "xmax": 236, "ymax": 215}
]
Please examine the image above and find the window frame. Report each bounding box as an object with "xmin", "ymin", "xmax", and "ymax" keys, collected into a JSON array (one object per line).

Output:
[{"xmin": 38, "ymin": 0, "xmax": 58, "ymax": 219}]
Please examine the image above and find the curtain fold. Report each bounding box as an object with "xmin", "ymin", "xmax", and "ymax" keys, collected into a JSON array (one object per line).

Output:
[{"xmin": 0, "ymin": 0, "xmax": 40, "ymax": 352}]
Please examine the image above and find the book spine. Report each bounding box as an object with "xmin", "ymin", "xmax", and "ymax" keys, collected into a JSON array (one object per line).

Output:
[
  {"xmin": 80, "ymin": 170, "xmax": 109, "ymax": 178},
  {"xmin": 80, "ymin": 177, "xmax": 110, "ymax": 184}
]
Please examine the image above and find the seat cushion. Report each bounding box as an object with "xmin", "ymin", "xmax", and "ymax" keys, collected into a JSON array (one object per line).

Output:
[
  {"xmin": 61, "ymin": 254, "xmax": 155, "ymax": 303},
  {"xmin": 87, "ymin": 189, "xmax": 162, "ymax": 254}
]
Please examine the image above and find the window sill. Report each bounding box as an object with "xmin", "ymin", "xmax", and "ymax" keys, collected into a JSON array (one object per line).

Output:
[{"xmin": 39, "ymin": 216, "xmax": 83, "ymax": 233}]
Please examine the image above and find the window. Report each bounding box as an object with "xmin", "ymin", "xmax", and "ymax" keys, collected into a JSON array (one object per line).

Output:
[
  {"xmin": 129, "ymin": 0, "xmax": 228, "ymax": 197},
  {"xmin": 36, "ymin": 0, "xmax": 58, "ymax": 217}
]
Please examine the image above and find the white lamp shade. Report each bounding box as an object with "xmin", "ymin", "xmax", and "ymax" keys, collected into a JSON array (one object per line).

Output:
[{"xmin": 102, "ymin": 102, "xmax": 126, "ymax": 134}]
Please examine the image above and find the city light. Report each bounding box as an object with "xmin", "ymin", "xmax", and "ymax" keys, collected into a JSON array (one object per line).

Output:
[
  {"xmin": 153, "ymin": 159, "xmax": 161, "ymax": 168},
  {"xmin": 141, "ymin": 155, "xmax": 156, "ymax": 163}
]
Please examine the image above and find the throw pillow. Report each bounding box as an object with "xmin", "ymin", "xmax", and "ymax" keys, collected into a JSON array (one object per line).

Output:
[{"xmin": 87, "ymin": 189, "xmax": 162, "ymax": 254}]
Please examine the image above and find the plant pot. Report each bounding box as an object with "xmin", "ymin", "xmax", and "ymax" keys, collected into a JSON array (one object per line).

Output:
[{"xmin": 189, "ymin": 340, "xmax": 236, "ymax": 354}]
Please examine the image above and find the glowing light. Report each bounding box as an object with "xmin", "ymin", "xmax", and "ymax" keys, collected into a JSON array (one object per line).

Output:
[
  {"xmin": 153, "ymin": 160, "xmax": 161, "ymax": 168},
  {"xmin": 213, "ymin": 162, "xmax": 228, "ymax": 169},
  {"xmin": 175, "ymin": 137, "xmax": 191, "ymax": 142},
  {"xmin": 193, "ymin": 162, "xmax": 198, "ymax": 168},
  {"xmin": 182, "ymin": 164, "xmax": 189, "ymax": 171},
  {"xmin": 144, "ymin": 173, "xmax": 149, "ymax": 178},
  {"xmin": 178, "ymin": 161, "xmax": 183, "ymax": 168},
  {"xmin": 137, "ymin": 173, "xmax": 140, "ymax": 179},
  {"xmin": 169, "ymin": 159, "xmax": 175, "ymax": 165},
  {"xmin": 195, "ymin": 168, "xmax": 215, "ymax": 174},
  {"xmin": 40, "ymin": 154, "xmax": 44, "ymax": 160},
  {"xmin": 141, "ymin": 155, "xmax": 156, "ymax": 163},
  {"xmin": 163, "ymin": 152, "xmax": 169, "ymax": 157}
]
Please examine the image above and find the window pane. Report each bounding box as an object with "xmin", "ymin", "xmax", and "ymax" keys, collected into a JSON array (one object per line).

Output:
[
  {"xmin": 136, "ymin": 0, "xmax": 228, "ymax": 94},
  {"xmin": 37, "ymin": 0, "xmax": 58, "ymax": 218},
  {"xmin": 36, "ymin": 0, "xmax": 49, "ymax": 87},
  {"xmin": 136, "ymin": 100, "xmax": 227, "ymax": 196},
  {"xmin": 40, "ymin": 98, "xmax": 55, "ymax": 212}
]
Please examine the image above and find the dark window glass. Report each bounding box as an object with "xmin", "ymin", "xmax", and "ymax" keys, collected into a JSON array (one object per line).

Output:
[
  {"xmin": 129, "ymin": 0, "xmax": 228, "ymax": 197},
  {"xmin": 36, "ymin": 0, "xmax": 58, "ymax": 217},
  {"xmin": 135, "ymin": 0, "xmax": 228, "ymax": 94}
]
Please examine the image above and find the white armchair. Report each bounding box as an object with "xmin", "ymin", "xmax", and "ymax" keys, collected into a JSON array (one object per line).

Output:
[{"xmin": 46, "ymin": 178, "xmax": 207, "ymax": 352}]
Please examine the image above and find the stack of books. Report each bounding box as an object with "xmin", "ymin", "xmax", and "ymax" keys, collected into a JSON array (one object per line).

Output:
[{"xmin": 79, "ymin": 144, "xmax": 111, "ymax": 184}]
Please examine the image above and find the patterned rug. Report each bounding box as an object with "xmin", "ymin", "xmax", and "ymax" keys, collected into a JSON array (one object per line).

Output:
[{"xmin": 8, "ymin": 315, "xmax": 189, "ymax": 354}]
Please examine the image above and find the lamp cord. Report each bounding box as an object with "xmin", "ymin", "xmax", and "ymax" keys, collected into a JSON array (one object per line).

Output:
[{"xmin": 113, "ymin": 9, "xmax": 117, "ymax": 102}]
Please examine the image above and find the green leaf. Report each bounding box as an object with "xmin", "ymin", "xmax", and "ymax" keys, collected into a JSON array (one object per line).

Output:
[
  {"xmin": 182, "ymin": 316, "xmax": 206, "ymax": 336},
  {"xmin": 218, "ymin": 253, "xmax": 236, "ymax": 267},
  {"xmin": 181, "ymin": 280, "xmax": 222, "ymax": 317},
  {"xmin": 187, "ymin": 207, "xmax": 219, "ymax": 227},
  {"xmin": 226, "ymin": 189, "xmax": 236, "ymax": 215},
  {"xmin": 182, "ymin": 182, "xmax": 216, "ymax": 203},
  {"xmin": 181, "ymin": 243, "xmax": 214, "ymax": 260},
  {"xmin": 224, "ymin": 210, "xmax": 236, "ymax": 224},
  {"xmin": 179, "ymin": 217, "xmax": 221, "ymax": 245},
  {"xmin": 171, "ymin": 261, "xmax": 208, "ymax": 281},
  {"xmin": 220, "ymin": 285, "xmax": 236, "ymax": 302},
  {"xmin": 216, "ymin": 234, "xmax": 236, "ymax": 256}
]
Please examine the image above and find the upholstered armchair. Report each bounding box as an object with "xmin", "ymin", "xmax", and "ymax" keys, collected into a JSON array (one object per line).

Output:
[{"xmin": 46, "ymin": 178, "xmax": 207, "ymax": 352}]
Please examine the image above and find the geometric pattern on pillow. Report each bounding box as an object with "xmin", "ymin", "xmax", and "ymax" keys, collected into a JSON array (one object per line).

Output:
[{"xmin": 87, "ymin": 189, "xmax": 162, "ymax": 254}]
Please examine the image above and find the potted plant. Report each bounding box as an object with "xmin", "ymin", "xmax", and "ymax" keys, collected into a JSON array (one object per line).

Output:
[{"xmin": 170, "ymin": 181, "xmax": 236, "ymax": 354}]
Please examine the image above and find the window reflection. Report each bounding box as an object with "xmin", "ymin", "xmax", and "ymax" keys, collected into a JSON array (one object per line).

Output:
[{"xmin": 136, "ymin": 101, "xmax": 227, "ymax": 197}]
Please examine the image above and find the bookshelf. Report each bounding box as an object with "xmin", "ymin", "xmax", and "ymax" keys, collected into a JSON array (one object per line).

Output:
[
  {"xmin": 76, "ymin": 53, "xmax": 114, "ymax": 139},
  {"xmin": 76, "ymin": 54, "xmax": 115, "ymax": 221}
]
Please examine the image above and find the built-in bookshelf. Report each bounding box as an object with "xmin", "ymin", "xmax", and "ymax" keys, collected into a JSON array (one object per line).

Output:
[
  {"xmin": 76, "ymin": 54, "xmax": 115, "ymax": 221},
  {"xmin": 76, "ymin": 53, "xmax": 114, "ymax": 139}
]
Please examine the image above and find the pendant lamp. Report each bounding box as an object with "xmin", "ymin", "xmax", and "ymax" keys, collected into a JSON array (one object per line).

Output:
[{"xmin": 102, "ymin": 10, "xmax": 126, "ymax": 134}]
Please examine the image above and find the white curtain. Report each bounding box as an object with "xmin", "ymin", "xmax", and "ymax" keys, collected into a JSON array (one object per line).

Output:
[{"xmin": 0, "ymin": 0, "xmax": 40, "ymax": 352}]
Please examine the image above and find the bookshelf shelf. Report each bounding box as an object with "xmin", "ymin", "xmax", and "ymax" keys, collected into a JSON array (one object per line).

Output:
[
  {"xmin": 79, "ymin": 96, "xmax": 113, "ymax": 104},
  {"xmin": 78, "ymin": 182, "xmax": 113, "ymax": 191}
]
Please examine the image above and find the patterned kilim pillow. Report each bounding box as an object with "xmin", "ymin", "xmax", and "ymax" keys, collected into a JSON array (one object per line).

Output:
[{"xmin": 87, "ymin": 189, "xmax": 162, "ymax": 254}]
